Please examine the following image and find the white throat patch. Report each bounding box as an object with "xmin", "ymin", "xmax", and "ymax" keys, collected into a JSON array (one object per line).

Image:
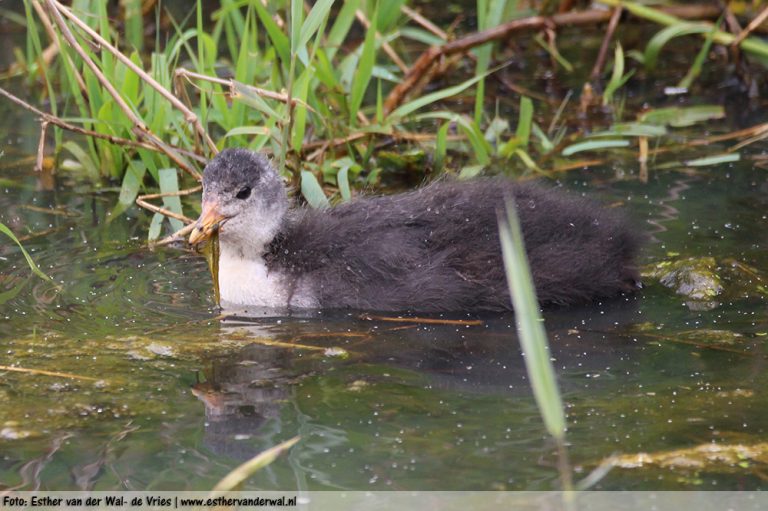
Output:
[{"xmin": 217, "ymin": 244, "xmax": 317, "ymax": 308}]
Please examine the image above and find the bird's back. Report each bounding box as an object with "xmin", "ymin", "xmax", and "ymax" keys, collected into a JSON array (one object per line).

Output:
[{"xmin": 267, "ymin": 179, "xmax": 640, "ymax": 312}]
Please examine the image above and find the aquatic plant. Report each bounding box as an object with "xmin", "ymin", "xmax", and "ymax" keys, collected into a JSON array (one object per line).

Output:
[
  {"xmin": 2, "ymin": 0, "xmax": 768, "ymax": 244},
  {"xmin": 498, "ymin": 199, "xmax": 571, "ymax": 491}
]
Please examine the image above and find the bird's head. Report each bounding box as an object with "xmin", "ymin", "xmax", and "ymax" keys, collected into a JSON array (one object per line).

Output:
[{"xmin": 189, "ymin": 149, "xmax": 288, "ymax": 252}]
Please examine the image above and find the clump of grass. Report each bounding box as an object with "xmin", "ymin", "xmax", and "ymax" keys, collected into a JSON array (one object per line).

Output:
[{"xmin": 6, "ymin": 0, "xmax": 768, "ymax": 242}]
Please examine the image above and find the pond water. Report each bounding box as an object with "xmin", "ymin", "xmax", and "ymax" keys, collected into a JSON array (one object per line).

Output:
[
  {"xmin": 2, "ymin": 11, "xmax": 768, "ymax": 491},
  {"xmin": 3, "ymin": 117, "xmax": 768, "ymax": 491}
]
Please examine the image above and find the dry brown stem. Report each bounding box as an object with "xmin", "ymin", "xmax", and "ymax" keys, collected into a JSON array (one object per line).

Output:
[
  {"xmin": 384, "ymin": 5, "xmax": 723, "ymax": 114},
  {"xmin": 174, "ymin": 68, "xmax": 314, "ymax": 113},
  {"xmin": 135, "ymin": 186, "xmax": 202, "ymax": 225},
  {"xmin": 0, "ymin": 86, "xmax": 207, "ymax": 164},
  {"xmin": 401, "ymin": 5, "xmax": 448, "ymax": 41},
  {"xmin": 590, "ymin": 7, "xmax": 623, "ymax": 81},
  {"xmin": 731, "ymin": 5, "xmax": 768, "ymax": 47},
  {"xmin": 49, "ymin": 0, "xmax": 216, "ymax": 161},
  {"xmin": 154, "ymin": 223, "xmax": 198, "ymax": 247},
  {"xmin": 355, "ymin": 9, "xmax": 408, "ymax": 73},
  {"xmin": 44, "ymin": 0, "xmax": 203, "ymax": 180}
]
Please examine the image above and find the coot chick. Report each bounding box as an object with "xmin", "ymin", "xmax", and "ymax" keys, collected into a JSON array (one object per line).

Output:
[{"xmin": 189, "ymin": 149, "xmax": 640, "ymax": 311}]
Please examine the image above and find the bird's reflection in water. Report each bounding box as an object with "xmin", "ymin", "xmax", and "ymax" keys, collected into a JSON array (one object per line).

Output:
[{"xmin": 191, "ymin": 298, "xmax": 644, "ymax": 460}]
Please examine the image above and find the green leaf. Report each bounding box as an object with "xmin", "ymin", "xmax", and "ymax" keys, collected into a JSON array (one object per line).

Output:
[
  {"xmin": 148, "ymin": 212, "xmax": 164, "ymax": 241},
  {"xmin": 638, "ymin": 105, "xmax": 725, "ymax": 127},
  {"xmin": 112, "ymin": 159, "xmax": 146, "ymax": 219},
  {"xmin": 389, "ymin": 71, "xmax": 491, "ymax": 120},
  {"xmin": 298, "ymin": 0, "xmax": 335, "ymax": 50},
  {"xmin": 291, "ymin": 69, "xmax": 312, "ymax": 151},
  {"xmin": 231, "ymin": 81, "xmax": 284, "ymax": 122},
  {"xmin": 459, "ymin": 164, "xmax": 485, "ymax": 179},
  {"xmin": 588, "ymin": 122, "xmax": 668, "ymax": 138},
  {"xmin": 225, "ymin": 126, "xmax": 272, "ymax": 138},
  {"xmin": 678, "ymin": 19, "xmax": 719, "ymax": 90},
  {"xmin": 349, "ymin": 3, "xmax": 378, "ymax": 124},
  {"xmin": 399, "ymin": 27, "xmax": 445, "ymax": 46},
  {"xmin": 301, "ymin": 170, "xmax": 330, "ymax": 208},
  {"xmin": 498, "ymin": 200, "xmax": 566, "ymax": 439},
  {"xmin": 62, "ymin": 141, "xmax": 99, "ymax": 180},
  {"xmin": 253, "ymin": 1, "xmax": 291, "ymax": 64},
  {"xmin": 416, "ymin": 112, "xmax": 492, "ymax": 165},
  {"xmin": 532, "ymin": 123, "xmax": 554, "ymax": 154},
  {"xmin": 435, "ymin": 121, "xmax": 450, "ymax": 171},
  {"xmin": 159, "ymin": 168, "xmax": 184, "ymax": 233},
  {"xmin": 0, "ymin": 222, "xmax": 52, "ymax": 282},
  {"xmin": 603, "ymin": 43, "xmax": 634, "ymax": 106},
  {"xmin": 644, "ymin": 24, "xmax": 711, "ymax": 71},
  {"xmin": 326, "ymin": 0, "xmax": 362, "ymax": 60},
  {"xmin": 685, "ymin": 153, "xmax": 741, "ymax": 167},
  {"xmin": 0, "ymin": 278, "xmax": 29, "ymax": 306},
  {"xmin": 290, "ymin": 0, "xmax": 303, "ymax": 54},
  {"xmin": 337, "ymin": 165, "xmax": 351, "ymax": 201},
  {"xmin": 377, "ymin": 0, "xmax": 405, "ymax": 32},
  {"xmin": 561, "ymin": 139, "xmax": 630, "ymax": 156},
  {"xmin": 516, "ymin": 96, "xmax": 534, "ymax": 148}
]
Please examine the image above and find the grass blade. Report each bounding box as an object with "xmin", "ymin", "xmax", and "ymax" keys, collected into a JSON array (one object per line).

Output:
[
  {"xmin": 638, "ymin": 105, "xmax": 725, "ymax": 127},
  {"xmin": 290, "ymin": 0, "xmax": 303, "ymax": 54},
  {"xmin": 644, "ymin": 24, "xmax": 711, "ymax": 71},
  {"xmin": 159, "ymin": 168, "xmax": 184, "ymax": 233},
  {"xmin": 349, "ymin": 2, "xmax": 378, "ymax": 124},
  {"xmin": 515, "ymin": 96, "xmax": 534, "ymax": 147},
  {"xmin": 498, "ymin": 200, "xmax": 565, "ymax": 439},
  {"xmin": 389, "ymin": 71, "xmax": 490, "ymax": 120},
  {"xmin": 0, "ymin": 222, "xmax": 52, "ymax": 282},
  {"xmin": 299, "ymin": 0, "xmax": 335, "ymax": 50},
  {"xmin": 326, "ymin": 0, "xmax": 362, "ymax": 60},
  {"xmin": 301, "ymin": 170, "xmax": 331, "ymax": 208},
  {"xmin": 337, "ymin": 165, "xmax": 351, "ymax": 201},
  {"xmin": 210, "ymin": 436, "xmax": 300, "ymax": 492},
  {"xmin": 562, "ymin": 139, "xmax": 630, "ymax": 156},
  {"xmin": 588, "ymin": 122, "xmax": 667, "ymax": 138},
  {"xmin": 112, "ymin": 159, "xmax": 146, "ymax": 218},
  {"xmin": 253, "ymin": 1, "xmax": 290, "ymax": 65},
  {"xmin": 678, "ymin": 17, "xmax": 721, "ymax": 90},
  {"xmin": 685, "ymin": 153, "xmax": 740, "ymax": 166},
  {"xmin": 603, "ymin": 43, "xmax": 633, "ymax": 106}
]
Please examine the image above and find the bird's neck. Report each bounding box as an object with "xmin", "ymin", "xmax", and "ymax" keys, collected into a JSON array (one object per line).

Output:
[{"xmin": 219, "ymin": 203, "xmax": 290, "ymax": 260}]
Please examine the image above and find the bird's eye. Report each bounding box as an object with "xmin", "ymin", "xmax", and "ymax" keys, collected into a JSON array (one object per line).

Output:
[{"xmin": 235, "ymin": 186, "xmax": 251, "ymax": 200}]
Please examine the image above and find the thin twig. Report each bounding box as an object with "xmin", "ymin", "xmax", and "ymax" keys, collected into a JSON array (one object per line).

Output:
[
  {"xmin": 135, "ymin": 186, "xmax": 202, "ymax": 225},
  {"xmin": 401, "ymin": 5, "xmax": 448, "ymax": 41},
  {"xmin": 590, "ymin": 7, "xmax": 623, "ymax": 81},
  {"xmin": 153, "ymin": 222, "xmax": 198, "ymax": 247},
  {"xmin": 384, "ymin": 5, "xmax": 723, "ymax": 114},
  {"xmin": 0, "ymin": 365, "xmax": 100, "ymax": 381},
  {"xmin": 137, "ymin": 185, "xmax": 202, "ymax": 201},
  {"xmin": 359, "ymin": 313, "xmax": 483, "ymax": 326},
  {"xmin": 135, "ymin": 196, "xmax": 195, "ymax": 224},
  {"xmin": 731, "ymin": 5, "xmax": 768, "ymax": 47},
  {"xmin": 175, "ymin": 68, "xmax": 314, "ymax": 111},
  {"xmin": 0, "ymin": 86, "xmax": 207, "ymax": 164},
  {"xmin": 50, "ymin": 0, "xmax": 217, "ymax": 159},
  {"xmin": 355, "ymin": 9, "xmax": 409, "ymax": 74},
  {"xmin": 44, "ymin": 0, "xmax": 202, "ymax": 180},
  {"xmin": 35, "ymin": 121, "xmax": 49, "ymax": 173}
]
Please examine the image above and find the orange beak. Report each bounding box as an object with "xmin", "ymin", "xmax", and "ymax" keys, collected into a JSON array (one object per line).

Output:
[{"xmin": 189, "ymin": 200, "xmax": 227, "ymax": 246}]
